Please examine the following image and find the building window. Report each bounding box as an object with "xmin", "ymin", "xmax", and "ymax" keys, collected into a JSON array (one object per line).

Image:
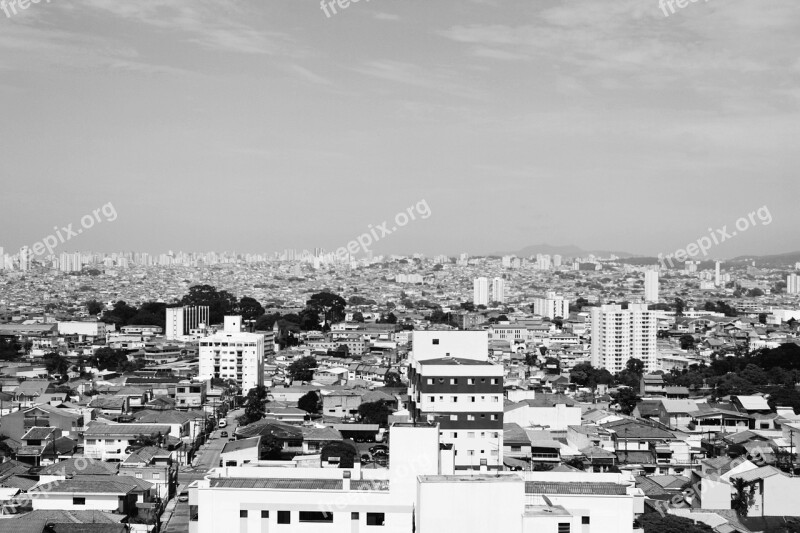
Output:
[
  {"xmin": 450, "ymin": 414, "xmax": 458, "ymax": 421},
  {"xmin": 366, "ymin": 513, "xmax": 385, "ymax": 526},
  {"xmin": 450, "ymin": 378, "xmax": 458, "ymax": 385},
  {"xmin": 467, "ymin": 450, "xmax": 475, "ymax": 456},
  {"xmin": 582, "ymin": 516, "xmax": 590, "ymax": 524},
  {"xmin": 432, "ymin": 339, "xmax": 439, "ymax": 345},
  {"xmin": 261, "ymin": 511, "xmax": 269, "ymax": 518},
  {"xmin": 467, "ymin": 415, "xmax": 475, "ymax": 421},
  {"xmin": 468, "ymin": 432, "xmax": 475, "ymax": 438},
  {"xmin": 240, "ymin": 510, "xmax": 248, "ymax": 518},
  {"xmin": 558, "ymin": 523, "xmax": 571, "ymax": 533},
  {"xmin": 152, "ymin": 473, "xmax": 160, "ymax": 479},
  {"xmin": 468, "ymin": 378, "xmax": 475, "ymax": 385},
  {"xmin": 351, "ymin": 512, "xmax": 360, "ymax": 520},
  {"xmin": 278, "ymin": 511, "xmax": 291, "ymax": 524},
  {"xmin": 73, "ymin": 497, "xmax": 86, "ymax": 505},
  {"xmin": 135, "ymin": 473, "xmax": 142, "ymax": 478},
  {"xmin": 299, "ymin": 511, "xmax": 333, "ymax": 523},
  {"xmin": 426, "ymin": 379, "xmax": 433, "ymax": 385},
  {"xmin": 429, "ymin": 396, "xmax": 435, "ymax": 402},
  {"xmin": 452, "ymin": 397, "xmax": 458, "ymax": 403}
]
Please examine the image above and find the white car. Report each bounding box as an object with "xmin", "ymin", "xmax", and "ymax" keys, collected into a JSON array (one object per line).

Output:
[{"xmin": 218, "ymin": 419, "xmax": 227, "ymax": 428}]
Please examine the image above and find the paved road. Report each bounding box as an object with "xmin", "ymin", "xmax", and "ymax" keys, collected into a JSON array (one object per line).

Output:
[
  {"xmin": 162, "ymin": 410, "xmax": 243, "ymax": 532},
  {"xmin": 193, "ymin": 409, "xmax": 241, "ymax": 470}
]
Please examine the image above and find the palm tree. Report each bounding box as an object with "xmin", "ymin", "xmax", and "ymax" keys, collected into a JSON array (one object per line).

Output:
[{"xmin": 731, "ymin": 477, "xmax": 749, "ymax": 516}]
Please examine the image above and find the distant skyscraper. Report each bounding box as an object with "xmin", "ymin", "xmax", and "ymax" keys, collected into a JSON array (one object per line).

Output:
[
  {"xmin": 644, "ymin": 270, "xmax": 659, "ymax": 303},
  {"xmin": 18, "ymin": 246, "xmax": 31, "ymax": 271},
  {"xmin": 715, "ymin": 261, "xmax": 721, "ymax": 287},
  {"xmin": 0, "ymin": 247, "xmax": 4, "ymax": 270},
  {"xmin": 473, "ymin": 277, "xmax": 489, "ymax": 306},
  {"xmin": 787, "ymin": 274, "xmax": 800, "ymax": 295},
  {"xmin": 553, "ymin": 254, "xmax": 562, "ymax": 267},
  {"xmin": 591, "ymin": 304, "xmax": 657, "ymax": 373},
  {"xmin": 491, "ymin": 277, "xmax": 506, "ymax": 303}
]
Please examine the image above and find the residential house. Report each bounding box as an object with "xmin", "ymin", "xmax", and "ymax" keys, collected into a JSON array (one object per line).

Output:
[{"xmin": 220, "ymin": 437, "xmax": 261, "ymax": 467}]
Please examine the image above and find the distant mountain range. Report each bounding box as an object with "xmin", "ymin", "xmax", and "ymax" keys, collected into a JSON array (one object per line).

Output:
[
  {"xmin": 485, "ymin": 244, "xmax": 800, "ymax": 267},
  {"xmin": 487, "ymin": 244, "xmax": 635, "ymax": 259}
]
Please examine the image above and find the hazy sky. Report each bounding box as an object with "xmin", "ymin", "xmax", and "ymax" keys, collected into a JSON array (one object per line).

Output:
[{"xmin": 1, "ymin": 0, "xmax": 798, "ymax": 259}]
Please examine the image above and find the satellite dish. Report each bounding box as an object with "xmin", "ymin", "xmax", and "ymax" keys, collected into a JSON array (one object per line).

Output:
[{"xmin": 542, "ymin": 495, "xmax": 554, "ymax": 507}]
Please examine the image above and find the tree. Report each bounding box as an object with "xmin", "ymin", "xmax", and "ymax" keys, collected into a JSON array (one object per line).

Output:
[
  {"xmin": 101, "ymin": 301, "xmax": 138, "ymax": 328},
  {"xmin": 44, "ymin": 352, "xmax": 69, "ymax": 376},
  {"xmin": 384, "ymin": 372, "xmax": 403, "ymax": 388},
  {"xmin": 180, "ymin": 284, "xmax": 238, "ymax": 324},
  {"xmin": 288, "ymin": 356, "xmax": 317, "ymax": 382},
  {"xmin": 358, "ymin": 401, "xmax": 393, "ymax": 426},
  {"xmin": 0, "ymin": 337, "xmax": 21, "ymax": 361},
  {"xmin": 85, "ymin": 300, "xmax": 104, "ymax": 315},
  {"xmin": 626, "ymin": 358, "xmax": 645, "ymax": 376},
  {"xmin": 306, "ymin": 292, "xmax": 347, "ymax": 326},
  {"xmin": 298, "ymin": 308, "xmax": 322, "ymax": 331},
  {"xmin": 321, "ymin": 441, "xmax": 357, "ymax": 468},
  {"xmin": 92, "ymin": 347, "xmax": 130, "ymax": 372},
  {"xmin": 543, "ymin": 357, "xmax": 561, "ymax": 375},
  {"xmin": 238, "ymin": 296, "xmax": 265, "ymax": 322},
  {"xmin": 731, "ymin": 477, "xmax": 750, "ymax": 516},
  {"xmin": 238, "ymin": 385, "xmax": 269, "ymax": 426},
  {"xmin": 352, "ymin": 312, "xmax": 365, "ymax": 323},
  {"xmin": 298, "ymin": 391, "xmax": 321, "ymax": 414},
  {"xmin": 260, "ymin": 434, "xmax": 283, "ymax": 460},
  {"xmin": 637, "ymin": 513, "xmax": 714, "ymax": 533},
  {"xmin": 612, "ymin": 388, "xmax": 641, "ymax": 415},
  {"xmin": 674, "ymin": 298, "xmax": 686, "ymax": 317},
  {"xmin": 679, "ymin": 334, "xmax": 695, "ymax": 350},
  {"xmin": 254, "ymin": 312, "xmax": 282, "ymax": 331}
]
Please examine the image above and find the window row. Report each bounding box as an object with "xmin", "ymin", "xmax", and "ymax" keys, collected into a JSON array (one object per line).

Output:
[
  {"xmin": 427, "ymin": 395, "xmax": 500, "ymax": 403},
  {"xmin": 424, "ymin": 378, "xmax": 499, "ymax": 385},
  {"xmin": 238, "ymin": 510, "xmax": 384, "ymax": 526}
]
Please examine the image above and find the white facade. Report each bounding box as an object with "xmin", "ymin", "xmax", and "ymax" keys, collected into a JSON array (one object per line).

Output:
[
  {"xmin": 590, "ymin": 304, "xmax": 657, "ymax": 373},
  {"xmin": 193, "ymin": 424, "xmax": 641, "ymax": 533},
  {"xmin": 57, "ymin": 321, "xmax": 107, "ymax": 338},
  {"xmin": 787, "ymin": 274, "xmax": 800, "ymax": 295},
  {"xmin": 167, "ymin": 306, "xmax": 210, "ymax": 340},
  {"xmin": 533, "ymin": 292, "xmax": 570, "ymax": 320},
  {"xmin": 491, "ymin": 277, "xmax": 506, "ymax": 303},
  {"xmin": 199, "ymin": 316, "xmax": 265, "ymax": 393},
  {"xmin": 473, "ymin": 277, "xmax": 489, "ymax": 306},
  {"xmin": 644, "ymin": 270, "xmax": 659, "ymax": 303}
]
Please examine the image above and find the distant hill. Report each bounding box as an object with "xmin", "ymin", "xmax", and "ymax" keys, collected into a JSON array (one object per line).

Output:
[
  {"xmin": 729, "ymin": 251, "xmax": 800, "ymax": 268},
  {"xmin": 487, "ymin": 243, "xmax": 635, "ymax": 259}
]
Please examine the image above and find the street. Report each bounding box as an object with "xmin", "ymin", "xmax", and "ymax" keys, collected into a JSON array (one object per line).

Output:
[{"xmin": 162, "ymin": 409, "xmax": 242, "ymax": 532}]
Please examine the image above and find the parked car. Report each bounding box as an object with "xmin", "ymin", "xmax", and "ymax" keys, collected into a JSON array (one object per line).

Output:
[
  {"xmin": 220, "ymin": 431, "xmax": 228, "ymax": 438},
  {"xmin": 370, "ymin": 445, "xmax": 388, "ymax": 455},
  {"xmin": 178, "ymin": 492, "xmax": 189, "ymax": 503},
  {"xmin": 218, "ymin": 419, "xmax": 227, "ymax": 428}
]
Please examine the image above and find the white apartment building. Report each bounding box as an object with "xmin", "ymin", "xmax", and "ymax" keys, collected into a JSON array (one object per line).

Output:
[
  {"xmin": 787, "ymin": 274, "xmax": 800, "ymax": 295},
  {"xmin": 199, "ymin": 316, "xmax": 268, "ymax": 393},
  {"xmin": 166, "ymin": 305, "xmax": 210, "ymax": 340},
  {"xmin": 473, "ymin": 277, "xmax": 489, "ymax": 306},
  {"xmin": 408, "ymin": 331, "xmax": 504, "ymax": 470},
  {"xmin": 590, "ymin": 304, "xmax": 657, "ymax": 373},
  {"xmin": 57, "ymin": 321, "xmax": 107, "ymax": 340},
  {"xmin": 533, "ymin": 292, "xmax": 570, "ymax": 319},
  {"xmin": 644, "ymin": 270, "xmax": 659, "ymax": 303},
  {"xmin": 491, "ymin": 277, "xmax": 506, "ymax": 303}
]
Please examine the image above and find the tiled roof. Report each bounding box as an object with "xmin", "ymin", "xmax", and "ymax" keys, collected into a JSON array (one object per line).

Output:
[
  {"xmin": 122, "ymin": 446, "xmax": 171, "ymax": 465},
  {"xmin": 21, "ymin": 427, "xmax": 56, "ymax": 441},
  {"xmin": 15, "ymin": 509, "xmax": 121, "ymax": 524},
  {"xmin": 38, "ymin": 457, "xmax": 117, "ymax": 476},
  {"xmin": 222, "ymin": 437, "xmax": 260, "ymax": 454},
  {"xmin": 30, "ymin": 478, "xmax": 135, "ymax": 495},
  {"xmin": 730, "ymin": 465, "xmax": 785, "ymax": 483},
  {"xmin": 84, "ymin": 423, "xmax": 171, "ymax": 437},
  {"xmin": 602, "ymin": 420, "xmax": 675, "ymax": 440},
  {"xmin": 525, "ymin": 481, "xmax": 628, "ymax": 496}
]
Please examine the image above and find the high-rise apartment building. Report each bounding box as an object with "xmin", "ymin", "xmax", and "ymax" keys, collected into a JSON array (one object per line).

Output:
[
  {"xmin": 407, "ymin": 331, "xmax": 504, "ymax": 471},
  {"xmin": 491, "ymin": 277, "xmax": 505, "ymax": 303},
  {"xmin": 787, "ymin": 274, "xmax": 800, "ymax": 295},
  {"xmin": 166, "ymin": 306, "xmax": 210, "ymax": 340},
  {"xmin": 715, "ymin": 261, "xmax": 721, "ymax": 287},
  {"xmin": 532, "ymin": 292, "xmax": 570, "ymax": 319},
  {"xmin": 473, "ymin": 277, "xmax": 489, "ymax": 306},
  {"xmin": 198, "ymin": 316, "xmax": 272, "ymax": 393},
  {"xmin": 644, "ymin": 270, "xmax": 659, "ymax": 303},
  {"xmin": 590, "ymin": 304, "xmax": 657, "ymax": 373},
  {"xmin": 18, "ymin": 246, "xmax": 31, "ymax": 271}
]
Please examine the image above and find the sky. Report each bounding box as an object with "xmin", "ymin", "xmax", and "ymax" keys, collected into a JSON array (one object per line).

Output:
[{"xmin": 0, "ymin": 0, "xmax": 799, "ymax": 259}]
